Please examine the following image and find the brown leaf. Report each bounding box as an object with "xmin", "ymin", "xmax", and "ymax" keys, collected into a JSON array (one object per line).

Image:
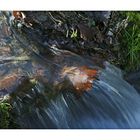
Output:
[
  {"xmin": 61, "ymin": 66, "xmax": 98, "ymax": 93},
  {"xmin": 13, "ymin": 11, "xmax": 22, "ymax": 20},
  {"xmin": 13, "ymin": 11, "xmax": 26, "ymax": 20}
]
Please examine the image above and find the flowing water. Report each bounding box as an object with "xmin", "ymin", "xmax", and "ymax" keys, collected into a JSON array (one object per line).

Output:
[
  {"xmin": 0, "ymin": 11, "xmax": 140, "ymax": 128},
  {"xmin": 9, "ymin": 62, "xmax": 140, "ymax": 128}
]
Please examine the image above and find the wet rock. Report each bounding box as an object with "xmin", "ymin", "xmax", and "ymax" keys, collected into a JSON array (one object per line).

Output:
[
  {"xmin": 125, "ymin": 69, "xmax": 140, "ymax": 93},
  {"xmin": 0, "ymin": 74, "xmax": 28, "ymax": 97}
]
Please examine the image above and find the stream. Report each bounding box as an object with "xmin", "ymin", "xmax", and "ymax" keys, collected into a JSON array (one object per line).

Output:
[{"xmin": 0, "ymin": 11, "xmax": 140, "ymax": 128}]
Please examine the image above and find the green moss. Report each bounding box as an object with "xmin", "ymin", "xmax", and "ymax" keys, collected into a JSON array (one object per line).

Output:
[{"xmin": 0, "ymin": 102, "xmax": 11, "ymax": 128}]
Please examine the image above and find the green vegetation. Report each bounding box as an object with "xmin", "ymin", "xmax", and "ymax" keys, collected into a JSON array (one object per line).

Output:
[
  {"xmin": 121, "ymin": 12, "xmax": 140, "ymax": 71},
  {"xmin": 70, "ymin": 28, "xmax": 78, "ymax": 39},
  {"xmin": 0, "ymin": 101, "xmax": 11, "ymax": 128}
]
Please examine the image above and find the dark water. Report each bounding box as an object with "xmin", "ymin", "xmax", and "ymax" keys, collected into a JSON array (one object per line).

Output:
[{"xmin": 0, "ymin": 11, "xmax": 140, "ymax": 129}]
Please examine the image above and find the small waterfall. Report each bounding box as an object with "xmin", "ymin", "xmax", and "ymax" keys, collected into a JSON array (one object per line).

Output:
[
  {"xmin": 0, "ymin": 11, "xmax": 140, "ymax": 129},
  {"xmin": 9, "ymin": 62, "xmax": 140, "ymax": 128}
]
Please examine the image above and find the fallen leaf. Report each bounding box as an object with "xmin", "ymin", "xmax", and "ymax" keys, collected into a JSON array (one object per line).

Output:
[
  {"xmin": 61, "ymin": 66, "xmax": 98, "ymax": 93},
  {"xmin": 13, "ymin": 11, "xmax": 26, "ymax": 20}
]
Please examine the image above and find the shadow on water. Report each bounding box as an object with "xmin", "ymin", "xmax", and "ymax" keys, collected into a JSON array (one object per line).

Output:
[{"xmin": 0, "ymin": 11, "xmax": 140, "ymax": 128}]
